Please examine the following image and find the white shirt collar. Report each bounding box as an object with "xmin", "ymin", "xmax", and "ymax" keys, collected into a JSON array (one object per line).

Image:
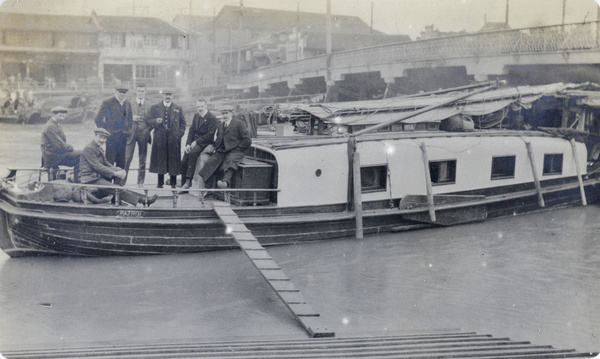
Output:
[
  {"xmin": 137, "ymin": 99, "xmax": 144, "ymax": 105},
  {"xmin": 115, "ymin": 95, "xmax": 125, "ymax": 105},
  {"xmin": 163, "ymin": 101, "xmax": 172, "ymax": 108}
]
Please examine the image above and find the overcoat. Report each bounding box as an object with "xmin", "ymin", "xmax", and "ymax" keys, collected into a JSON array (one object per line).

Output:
[{"xmin": 147, "ymin": 102, "xmax": 186, "ymax": 175}]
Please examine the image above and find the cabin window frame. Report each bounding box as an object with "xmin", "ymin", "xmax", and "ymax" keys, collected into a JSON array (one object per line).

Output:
[
  {"xmin": 543, "ymin": 153, "xmax": 563, "ymax": 176},
  {"xmin": 360, "ymin": 164, "xmax": 387, "ymax": 193},
  {"xmin": 429, "ymin": 159, "xmax": 457, "ymax": 186},
  {"xmin": 491, "ymin": 155, "xmax": 516, "ymax": 180}
]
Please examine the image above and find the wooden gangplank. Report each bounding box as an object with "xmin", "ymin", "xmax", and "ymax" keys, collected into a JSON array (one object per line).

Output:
[
  {"xmin": 212, "ymin": 201, "xmax": 334, "ymax": 338},
  {"xmin": 3, "ymin": 331, "xmax": 598, "ymax": 358}
]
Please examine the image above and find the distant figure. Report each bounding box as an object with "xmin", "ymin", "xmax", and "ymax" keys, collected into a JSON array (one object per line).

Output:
[
  {"xmin": 199, "ymin": 105, "xmax": 252, "ymax": 189},
  {"xmin": 79, "ymin": 128, "xmax": 157, "ymax": 207},
  {"xmin": 147, "ymin": 89, "xmax": 186, "ymax": 188},
  {"xmin": 123, "ymin": 84, "xmax": 152, "ymax": 187},
  {"xmin": 94, "ymin": 85, "xmax": 133, "ymax": 183},
  {"xmin": 180, "ymin": 98, "xmax": 218, "ymax": 191},
  {"xmin": 41, "ymin": 106, "xmax": 81, "ymax": 181}
]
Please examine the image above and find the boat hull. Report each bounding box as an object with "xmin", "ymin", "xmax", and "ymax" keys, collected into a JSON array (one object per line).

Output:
[{"xmin": 1, "ymin": 176, "xmax": 598, "ymax": 257}]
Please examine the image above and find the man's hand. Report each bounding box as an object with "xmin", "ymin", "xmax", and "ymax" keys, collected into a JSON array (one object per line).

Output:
[{"xmin": 114, "ymin": 169, "xmax": 127, "ymax": 179}]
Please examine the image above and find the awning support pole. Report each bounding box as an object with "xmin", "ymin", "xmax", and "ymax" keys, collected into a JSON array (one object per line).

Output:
[
  {"xmin": 525, "ymin": 141, "xmax": 545, "ymax": 207},
  {"xmin": 420, "ymin": 142, "xmax": 436, "ymax": 223},
  {"xmin": 570, "ymin": 138, "xmax": 587, "ymax": 206}
]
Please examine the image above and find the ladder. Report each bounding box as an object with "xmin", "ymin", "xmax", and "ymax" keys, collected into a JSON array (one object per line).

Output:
[{"xmin": 212, "ymin": 201, "xmax": 334, "ymax": 338}]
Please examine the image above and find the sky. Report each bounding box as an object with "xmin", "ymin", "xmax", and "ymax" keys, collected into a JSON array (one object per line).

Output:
[{"xmin": 0, "ymin": 0, "xmax": 599, "ymax": 39}]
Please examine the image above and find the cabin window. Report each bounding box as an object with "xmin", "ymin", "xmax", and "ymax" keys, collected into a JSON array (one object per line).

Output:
[
  {"xmin": 491, "ymin": 156, "xmax": 516, "ymax": 180},
  {"xmin": 360, "ymin": 165, "xmax": 387, "ymax": 192},
  {"xmin": 429, "ymin": 160, "xmax": 456, "ymax": 185},
  {"xmin": 543, "ymin": 154, "xmax": 563, "ymax": 175}
]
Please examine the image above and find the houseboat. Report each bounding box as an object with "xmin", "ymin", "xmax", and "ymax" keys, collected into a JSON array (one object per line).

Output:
[{"xmin": 1, "ymin": 82, "xmax": 599, "ymax": 257}]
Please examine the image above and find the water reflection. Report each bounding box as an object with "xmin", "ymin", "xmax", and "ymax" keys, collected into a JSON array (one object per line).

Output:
[{"xmin": 0, "ymin": 205, "xmax": 599, "ymax": 353}]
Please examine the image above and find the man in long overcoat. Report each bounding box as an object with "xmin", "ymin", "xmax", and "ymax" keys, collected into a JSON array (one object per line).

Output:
[
  {"xmin": 147, "ymin": 89, "xmax": 186, "ymax": 188},
  {"xmin": 199, "ymin": 105, "xmax": 252, "ymax": 189},
  {"xmin": 94, "ymin": 85, "xmax": 133, "ymax": 175}
]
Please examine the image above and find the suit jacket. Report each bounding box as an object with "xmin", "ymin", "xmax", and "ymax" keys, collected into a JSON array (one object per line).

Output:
[
  {"xmin": 132, "ymin": 98, "xmax": 151, "ymax": 132},
  {"xmin": 214, "ymin": 118, "xmax": 252, "ymax": 154},
  {"xmin": 79, "ymin": 141, "xmax": 120, "ymax": 183},
  {"xmin": 186, "ymin": 111, "xmax": 218, "ymax": 149},
  {"xmin": 41, "ymin": 118, "xmax": 73, "ymax": 155},
  {"xmin": 95, "ymin": 96, "xmax": 133, "ymax": 135}
]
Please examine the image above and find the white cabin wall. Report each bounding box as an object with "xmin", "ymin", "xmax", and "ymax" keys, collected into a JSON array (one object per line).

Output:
[
  {"xmin": 275, "ymin": 144, "xmax": 349, "ymax": 207},
  {"xmin": 270, "ymin": 135, "xmax": 587, "ymax": 207}
]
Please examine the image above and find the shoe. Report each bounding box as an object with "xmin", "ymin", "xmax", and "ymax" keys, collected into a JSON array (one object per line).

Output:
[
  {"xmin": 181, "ymin": 181, "xmax": 192, "ymax": 189},
  {"xmin": 217, "ymin": 180, "xmax": 228, "ymax": 189},
  {"xmin": 139, "ymin": 194, "xmax": 158, "ymax": 207},
  {"xmin": 137, "ymin": 183, "xmax": 144, "ymax": 188},
  {"xmin": 157, "ymin": 184, "xmax": 163, "ymax": 188}
]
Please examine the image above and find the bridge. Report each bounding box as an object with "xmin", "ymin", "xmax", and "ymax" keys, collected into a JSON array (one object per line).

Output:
[{"xmin": 225, "ymin": 21, "xmax": 600, "ymax": 102}]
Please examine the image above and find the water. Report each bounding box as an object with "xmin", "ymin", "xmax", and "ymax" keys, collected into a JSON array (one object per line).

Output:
[
  {"xmin": 0, "ymin": 122, "xmax": 599, "ymax": 353},
  {"xmin": 0, "ymin": 206, "xmax": 598, "ymax": 353}
]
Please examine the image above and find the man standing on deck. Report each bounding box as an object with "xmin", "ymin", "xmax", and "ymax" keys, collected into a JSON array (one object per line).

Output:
[
  {"xmin": 179, "ymin": 98, "xmax": 218, "ymax": 191},
  {"xmin": 198, "ymin": 105, "xmax": 252, "ymax": 190},
  {"xmin": 79, "ymin": 128, "xmax": 157, "ymax": 207},
  {"xmin": 123, "ymin": 84, "xmax": 152, "ymax": 187},
  {"xmin": 147, "ymin": 89, "xmax": 186, "ymax": 188},
  {"xmin": 41, "ymin": 106, "xmax": 81, "ymax": 181},
  {"xmin": 94, "ymin": 85, "xmax": 133, "ymax": 183}
]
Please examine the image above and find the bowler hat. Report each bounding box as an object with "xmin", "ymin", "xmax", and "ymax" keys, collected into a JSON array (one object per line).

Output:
[
  {"xmin": 94, "ymin": 128, "xmax": 110, "ymax": 137},
  {"xmin": 51, "ymin": 106, "xmax": 68, "ymax": 114}
]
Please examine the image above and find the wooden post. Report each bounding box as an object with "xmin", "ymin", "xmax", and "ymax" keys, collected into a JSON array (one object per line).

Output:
[
  {"xmin": 420, "ymin": 142, "xmax": 436, "ymax": 223},
  {"xmin": 570, "ymin": 138, "xmax": 587, "ymax": 206},
  {"xmin": 353, "ymin": 151, "xmax": 364, "ymax": 239},
  {"xmin": 525, "ymin": 141, "xmax": 545, "ymax": 207}
]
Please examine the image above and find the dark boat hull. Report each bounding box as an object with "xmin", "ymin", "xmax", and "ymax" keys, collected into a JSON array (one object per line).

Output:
[{"xmin": 1, "ymin": 174, "xmax": 599, "ymax": 257}]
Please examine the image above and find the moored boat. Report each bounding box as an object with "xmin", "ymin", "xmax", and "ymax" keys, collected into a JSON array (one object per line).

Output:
[{"xmin": 1, "ymin": 82, "xmax": 600, "ymax": 257}]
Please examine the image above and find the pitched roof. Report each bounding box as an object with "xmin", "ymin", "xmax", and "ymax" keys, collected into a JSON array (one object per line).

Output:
[
  {"xmin": 95, "ymin": 15, "xmax": 184, "ymax": 35},
  {"xmin": 172, "ymin": 14, "xmax": 214, "ymax": 31},
  {"xmin": 0, "ymin": 12, "xmax": 98, "ymax": 32},
  {"xmin": 216, "ymin": 5, "xmax": 385, "ymax": 35}
]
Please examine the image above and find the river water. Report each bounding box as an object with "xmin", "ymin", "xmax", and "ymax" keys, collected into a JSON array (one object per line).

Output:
[{"xmin": 0, "ymin": 122, "xmax": 599, "ymax": 354}]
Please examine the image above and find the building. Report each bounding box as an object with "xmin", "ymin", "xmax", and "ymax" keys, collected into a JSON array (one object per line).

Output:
[
  {"xmin": 0, "ymin": 12, "xmax": 99, "ymax": 88},
  {"xmin": 176, "ymin": 5, "xmax": 410, "ymax": 78},
  {"xmin": 0, "ymin": 11, "xmax": 192, "ymax": 90}
]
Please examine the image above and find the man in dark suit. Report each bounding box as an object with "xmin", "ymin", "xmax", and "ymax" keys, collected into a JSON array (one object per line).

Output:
[
  {"xmin": 124, "ymin": 84, "xmax": 152, "ymax": 187},
  {"xmin": 79, "ymin": 128, "xmax": 156, "ymax": 207},
  {"xmin": 147, "ymin": 88, "xmax": 186, "ymax": 188},
  {"xmin": 180, "ymin": 98, "xmax": 218, "ymax": 190},
  {"xmin": 94, "ymin": 85, "xmax": 133, "ymax": 179},
  {"xmin": 41, "ymin": 106, "xmax": 81, "ymax": 181},
  {"xmin": 199, "ymin": 105, "xmax": 252, "ymax": 189}
]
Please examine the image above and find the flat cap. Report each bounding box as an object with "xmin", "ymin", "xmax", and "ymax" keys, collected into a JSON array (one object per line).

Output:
[
  {"xmin": 115, "ymin": 84, "xmax": 129, "ymax": 91},
  {"xmin": 221, "ymin": 105, "xmax": 234, "ymax": 112},
  {"xmin": 51, "ymin": 106, "xmax": 68, "ymax": 114},
  {"xmin": 162, "ymin": 88, "xmax": 175, "ymax": 94},
  {"xmin": 93, "ymin": 128, "xmax": 111, "ymax": 137}
]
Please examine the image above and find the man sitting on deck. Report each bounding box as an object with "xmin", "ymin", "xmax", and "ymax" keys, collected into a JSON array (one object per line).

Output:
[
  {"xmin": 198, "ymin": 105, "xmax": 252, "ymax": 191},
  {"xmin": 79, "ymin": 128, "xmax": 157, "ymax": 207},
  {"xmin": 41, "ymin": 106, "xmax": 81, "ymax": 181}
]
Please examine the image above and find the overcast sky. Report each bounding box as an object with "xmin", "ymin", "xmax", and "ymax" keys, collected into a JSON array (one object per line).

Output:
[{"xmin": 1, "ymin": 0, "xmax": 599, "ymax": 39}]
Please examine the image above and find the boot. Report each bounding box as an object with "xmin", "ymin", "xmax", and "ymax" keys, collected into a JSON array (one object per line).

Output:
[
  {"xmin": 139, "ymin": 194, "xmax": 158, "ymax": 207},
  {"xmin": 117, "ymin": 190, "xmax": 144, "ymax": 206}
]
